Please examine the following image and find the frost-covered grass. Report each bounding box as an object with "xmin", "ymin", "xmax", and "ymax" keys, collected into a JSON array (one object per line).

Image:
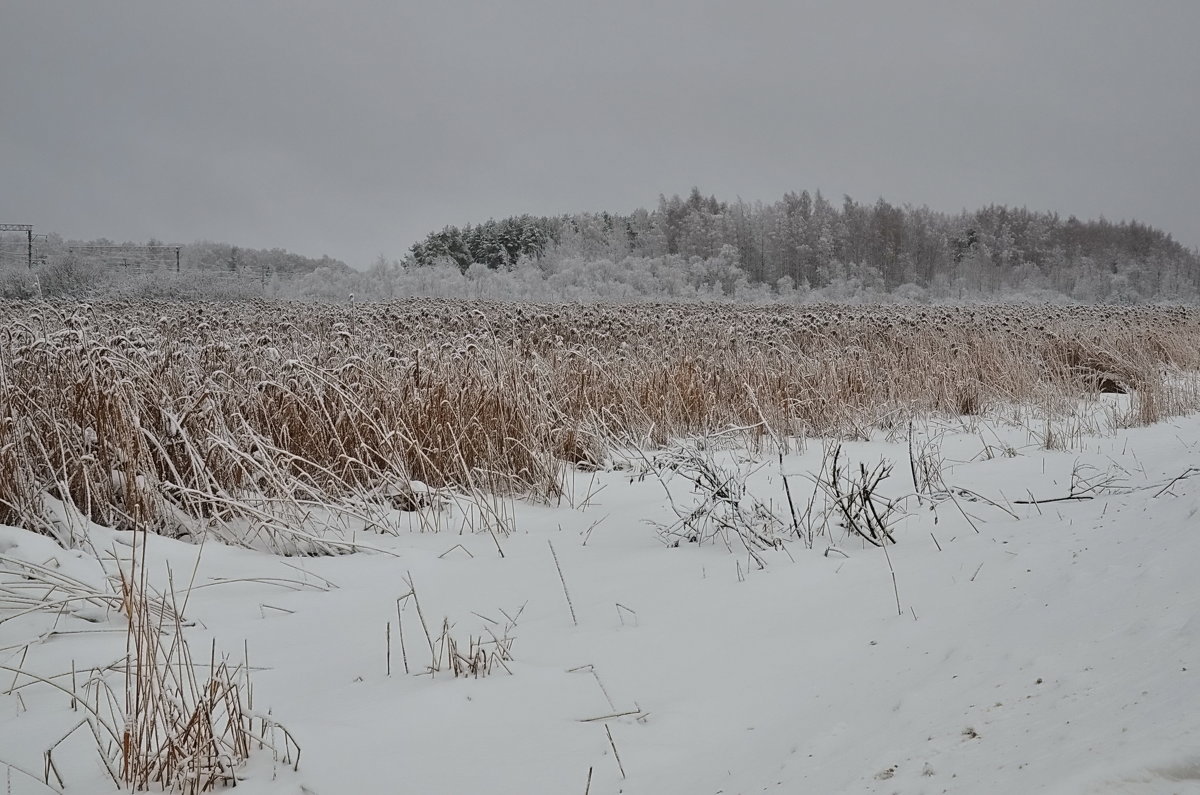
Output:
[{"xmin": 2, "ymin": 299, "xmax": 1199, "ymax": 555}]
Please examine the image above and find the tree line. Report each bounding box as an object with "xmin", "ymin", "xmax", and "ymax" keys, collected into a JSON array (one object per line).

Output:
[{"xmin": 408, "ymin": 188, "xmax": 1200, "ymax": 301}]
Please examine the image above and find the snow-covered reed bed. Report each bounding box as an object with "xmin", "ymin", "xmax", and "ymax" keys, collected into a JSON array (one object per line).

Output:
[{"xmin": 1, "ymin": 299, "xmax": 1198, "ymax": 550}]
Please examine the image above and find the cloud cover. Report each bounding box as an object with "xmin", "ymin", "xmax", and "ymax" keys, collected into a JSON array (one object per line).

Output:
[{"xmin": 2, "ymin": 1, "xmax": 1197, "ymax": 267}]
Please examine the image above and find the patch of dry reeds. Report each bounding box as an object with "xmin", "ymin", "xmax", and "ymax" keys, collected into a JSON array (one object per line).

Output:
[
  {"xmin": 2, "ymin": 299, "xmax": 1199, "ymax": 549},
  {"xmin": 112, "ymin": 540, "xmax": 299, "ymax": 792},
  {"xmin": 1, "ymin": 533, "xmax": 298, "ymax": 792}
]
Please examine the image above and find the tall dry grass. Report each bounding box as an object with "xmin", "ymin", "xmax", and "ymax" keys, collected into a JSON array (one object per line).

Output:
[
  {"xmin": 2, "ymin": 299, "xmax": 1198, "ymax": 549},
  {"xmin": 1, "ymin": 532, "xmax": 298, "ymax": 792}
]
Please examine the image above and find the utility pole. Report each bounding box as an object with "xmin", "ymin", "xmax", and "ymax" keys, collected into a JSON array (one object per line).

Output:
[{"xmin": 0, "ymin": 224, "xmax": 34, "ymax": 268}]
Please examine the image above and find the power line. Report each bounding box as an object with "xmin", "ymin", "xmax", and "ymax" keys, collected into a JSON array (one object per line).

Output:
[{"xmin": 66, "ymin": 244, "xmax": 181, "ymax": 250}]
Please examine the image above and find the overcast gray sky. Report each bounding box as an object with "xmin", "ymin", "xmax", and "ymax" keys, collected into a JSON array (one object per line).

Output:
[{"xmin": 2, "ymin": 1, "xmax": 1197, "ymax": 267}]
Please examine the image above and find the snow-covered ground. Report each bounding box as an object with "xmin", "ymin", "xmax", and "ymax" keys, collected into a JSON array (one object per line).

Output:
[{"xmin": 3, "ymin": 408, "xmax": 1200, "ymax": 794}]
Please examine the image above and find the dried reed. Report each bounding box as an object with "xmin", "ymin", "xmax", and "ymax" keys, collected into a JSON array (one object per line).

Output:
[{"xmin": 2, "ymin": 299, "xmax": 1198, "ymax": 550}]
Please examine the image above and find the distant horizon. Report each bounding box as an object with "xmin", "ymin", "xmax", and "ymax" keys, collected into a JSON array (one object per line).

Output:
[{"xmin": 9, "ymin": 190, "xmax": 1198, "ymax": 271}]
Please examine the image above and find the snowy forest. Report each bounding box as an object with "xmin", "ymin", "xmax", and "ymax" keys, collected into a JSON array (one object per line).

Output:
[
  {"xmin": 4, "ymin": 189, "xmax": 1198, "ymax": 303},
  {"xmin": 401, "ymin": 188, "xmax": 1200, "ymax": 302}
]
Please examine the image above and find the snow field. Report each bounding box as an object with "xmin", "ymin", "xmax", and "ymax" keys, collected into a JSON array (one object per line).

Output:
[{"xmin": 4, "ymin": 408, "xmax": 1200, "ymax": 793}]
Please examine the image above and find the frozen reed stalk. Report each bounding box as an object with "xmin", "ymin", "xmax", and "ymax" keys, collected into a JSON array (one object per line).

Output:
[
  {"xmin": 567, "ymin": 663, "xmax": 618, "ymax": 711},
  {"xmin": 881, "ymin": 539, "xmax": 902, "ymax": 617},
  {"xmin": 605, "ymin": 724, "xmax": 626, "ymax": 779},
  {"xmin": 779, "ymin": 451, "xmax": 801, "ymax": 540},
  {"xmin": 907, "ymin": 420, "xmax": 923, "ymax": 507},
  {"xmin": 395, "ymin": 598, "xmax": 410, "ymax": 674},
  {"xmin": 970, "ymin": 562, "xmax": 984, "ymax": 582},
  {"xmin": 579, "ymin": 708, "xmax": 644, "ymax": 723},
  {"xmin": 402, "ymin": 573, "xmax": 435, "ymax": 657},
  {"xmin": 548, "ymin": 540, "xmax": 578, "ymax": 626}
]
